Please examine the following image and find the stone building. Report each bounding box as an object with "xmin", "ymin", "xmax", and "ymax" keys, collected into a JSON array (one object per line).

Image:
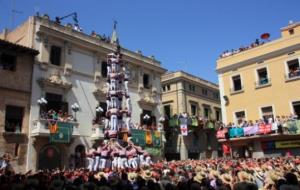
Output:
[
  {"xmin": 0, "ymin": 39, "xmax": 38, "ymax": 172},
  {"xmin": 2, "ymin": 15, "xmax": 166, "ymax": 171},
  {"xmin": 161, "ymin": 71, "xmax": 221, "ymax": 160}
]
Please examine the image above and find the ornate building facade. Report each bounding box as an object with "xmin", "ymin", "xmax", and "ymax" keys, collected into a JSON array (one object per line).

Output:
[
  {"xmin": 161, "ymin": 71, "xmax": 221, "ymax": 160},
  {"xmin": 0, "ymin": 39, "xmax": 38, "ymax": 172},
  {"xmin": 2, "ymin": 15, "xmax": 166, "ymax": 171}
]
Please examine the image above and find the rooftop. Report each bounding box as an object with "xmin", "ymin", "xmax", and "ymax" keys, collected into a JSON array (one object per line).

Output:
[
  {"xmin": 35, "ymin": 15, "xmax": 163, "ymax": 68},
  {"xmin": 0, "ymin": 39, "xmax": 39, "ymax": 55},
  {"xmin": 162, "ymin": 70, "xmax": 219, "ymax": 89}
]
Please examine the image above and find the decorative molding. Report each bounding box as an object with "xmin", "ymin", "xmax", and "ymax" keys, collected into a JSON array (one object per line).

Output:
[
  {"xmin": 64, "ymin": 64, "xmax": 73, "ymax": 76},
  {"xmin": 138, "ymin": 96, "xmax": 158, "ymax": 107},
  {"xmin": 39, "ymin": 61, "xmax": 49, "ymax": 70},
  {"xmin": 38, "ymin": 71, "xmax": 72, "ymax": 90},
  {"xmin": 94, "ymin": 73, "xmax": 101, "ymax": 83},
  {"xmin": 93, "ymin": 86, "xmax": 107, "ymax": 99}
]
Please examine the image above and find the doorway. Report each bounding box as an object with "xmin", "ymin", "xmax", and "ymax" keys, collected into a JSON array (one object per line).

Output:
[{"xmin": 38, "ymin": 144, "xmax": 61, "ymax": 170}]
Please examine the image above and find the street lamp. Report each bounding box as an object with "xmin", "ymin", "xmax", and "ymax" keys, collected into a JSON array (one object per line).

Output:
[
  {"xmin": 143, "ymin": 114, "xmax": 151, "ymax": 126},
  {"xmin": 37, "ymin": 97, "xmax": 47, "ymax": 118},
  {"xmin": 37, "ymin": 97, "xmax": 48, "ymax": 105},
  {"xmin": 71, "ymin": 103, "xmax": 80, "ymax": 121},
  {"xmin": 96, "ymin": 106, "xmax": 103, "ymax": 113},
  {"xmin": 159, "ymin": 116, "xmax": 165, "ymax": 123}
]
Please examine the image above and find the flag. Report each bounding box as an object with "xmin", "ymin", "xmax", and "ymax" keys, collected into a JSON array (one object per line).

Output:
[
  {"xmin": 145, "ymin": 130, "xmax": 153, "ymax": 145},
  {"xmin": 180, "ymin": 124, "xmax": 188, "ymax": 136},
  {"xmin": 50, "ymin": 122, "xmax": 73, "ymax": 143},
  {"xmin": 152, "ymin": 131, "xmax": 161, "ymax": 147}
]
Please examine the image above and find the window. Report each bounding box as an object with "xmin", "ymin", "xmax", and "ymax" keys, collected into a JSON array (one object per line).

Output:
[
  {"xmin": 213, "ymin": 92, "xmax": 219, "ymax": 99},
  {"xmin": 101, "ymin": 61, "xmax": 107, "ymax": 77},
  {"xmin": 189, "ymin": 84, "xmax": 195, "ymax": 92},
  {"xmin": 232, "ymin": 75, "xmax": 242, "ymax": 91},
  {"xmin": 286, "ymin": 59, "xmax": 300, "ymax": 79},
  {"xmin": 167, "ymin": 85, "xmax": 170, "ymax": 91},
  {"xmin": 95, "ymin": 102, "xmax": 107, "ymax": 123},
  {"xmin": 5, "ymin": 105, "xmax": 24, "ymax": 132},
  {"xmin": 261, "ymin": 106, "xmax": 274, "ymax": 121},
  {"xmin": 141, "ymin": 110, "xmax": 153, "ymax": 126},
  {"xmin": 191, "ymin": 104, "xmax": 197, "ymax": 116},
  {"xmin": 216, "ymin": 110, "xmax": 220, "ymax": 121},
  {"xmin": 256, "ymin": 68, "xmax": 269, "ymax": 86},
  {"xmin": 50, "ymin": 46, "xmax": 62, "ymax": 66},
  {"xmin": 235, "ymin": 111, "xmax": 245, "ymax": 124},
  {"xmin": 162, "ymin": 85, "xmax": 170, "ymax": 92},
  {"xmin": 292, "ymin": 101, "xmax": 300, "ymax": 119},
  {"xmin": 44, "ymin": 93, "xmax": 68, "ymax": 116},
  {"xmin": 163, "ymin": 105, "xmax": 171, "ymax": 119},
  {"xmin": 204, "ymin": 107, "xmax": 210, "ymax": 118},
  {"xmin": 0, "ymin": 53, "xmax": 16, "ymax": 71},
  {"xmin": 289, "ymin": 29, "xmax": 294, "ymax": 35},
  {"xmin": 202, "ymin": 89, "xmax": 208, "ymax": 95},
  {"xmin": 143, "ymin": 74, "xmax": 150, "ymax": 89}
]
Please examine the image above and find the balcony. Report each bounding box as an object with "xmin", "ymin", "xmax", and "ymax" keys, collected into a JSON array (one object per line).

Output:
[
  {"xmin": 255, "ymin": 78, "xmax": 271, "ymax": 89},
  {"xmin": 230, "ymin": 86, "xmax": 244, "ymax": 95},
  {"xmin": 91, "ymin": 124, "xmax": 105, "ymax": 140},
  {"xmin": 31, "ymin": 119, "xmax": 80, "ymax": 137}
]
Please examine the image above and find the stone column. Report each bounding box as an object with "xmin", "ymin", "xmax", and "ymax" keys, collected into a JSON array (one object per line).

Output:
[
  {"xmin": 177, "ymin": 82, "xmax": 186, "ymax": 113},
  {"xmin": 94, "ymin": 54, "xmax": 102, "ymax": 82},
  {"xmin": 64, "ymin": 42, "xmax": 72, "ymax": 75},
  {"xmin": 137, "ymin": 67, "xmax": 144, "ymax": 93},
  {"xmin": 39, "ymin": 35, "xmax": 50, "ymax": 64}
]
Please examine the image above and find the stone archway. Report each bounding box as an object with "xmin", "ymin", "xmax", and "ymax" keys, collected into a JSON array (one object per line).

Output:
[{"xmin": 38, "ymin": 144, "xmax": 61, "ymax": 170}]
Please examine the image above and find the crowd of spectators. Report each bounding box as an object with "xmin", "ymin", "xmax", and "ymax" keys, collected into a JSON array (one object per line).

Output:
[
  {"xmin": 288, "ymin": 67, "xmax": 300, "ymax": 79},
  {"xmin": 40, "ymin": 109, "xmax": 75, "ymax": 122},
  {"xmin": 217, "ymin": 114, "xmax": 299, "ymax": 139},
  {"xmin": 1, "ymin": 154, "xmax": 300, "ymax": 190},
  {"xmin": 219, "ymin": 39, "xmax": 264, "ymax": 58}
]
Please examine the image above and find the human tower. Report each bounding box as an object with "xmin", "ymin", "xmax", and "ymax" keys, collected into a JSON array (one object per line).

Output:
[{"xmin": 86, "ymin": 46, "xmax": 152, "ymax": 171}]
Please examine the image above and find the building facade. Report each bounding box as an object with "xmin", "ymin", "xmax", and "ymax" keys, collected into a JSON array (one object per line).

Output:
[
  {"xmin": 217, "ymin": 22, "xmax": 300, "ymax": 124},
  {"xmin": 216, "ymin": 21, "xmax": 300, "ymax": 158},
  {"xmin": 2, "ymin": 15, "xmax": 166, "ymax": 171},
  {"xmin": 161, "ymin": 71, "xmax": 221, "ymax": 160},
  {"xmin": 0, "ymin": 39, "xmax": 38, "ymax": 172}
]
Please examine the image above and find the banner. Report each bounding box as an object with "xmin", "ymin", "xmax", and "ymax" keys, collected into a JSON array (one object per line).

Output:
[
  {"xmin": 216, "ymin": 130, "xmax": 226, "ymax": 139},
  {"xmin": 191, "ymin": 118, "xmax": 198, "ymax": 127},
  {"xmin": 243, "ymin": 125, "xmax": 259, "ymax": 136},
  {"xmin": 152, "ymin": 131, "xmax": 162, "ymax": 147},
  {"xmin": 180, "ymin": 124, "xmax": 188, "ymax": 136},
  {"xmin": 258, "ymin": 124, "xmax": 272, "ymax": 135},
  {"xmin": 145, "ymin": 130, "xmax": 153, "ymax": 145},
  {"xmin": 286, "ymin": 121, "xmax": 300, "ymax": 134},
  {"xmin": 131, "ymin": 129, "xmax": 146, "ymax": 147},
  {"xmin": 50, "ymin": 122, "xmax": 73, "ymax": 143},
  {"xmin": 206, "ymin": 121, "xmax": 215, "ymax": 129},
  {"xmin": 144, "ymin": 147, "xmax": 161, "ymax": 156},
  {"xmin": 229, "ymin": 127, "xmax": 244, "ymax": 138},
  {"xmin": 275, "ymin": 140, "xmax": 300, "ymax": 149},
  {"xmin": 168, "ymin": 118, "xmax": 179, "ymax": 127}
]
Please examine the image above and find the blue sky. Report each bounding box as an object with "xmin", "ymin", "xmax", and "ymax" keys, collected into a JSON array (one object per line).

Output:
[{"xmin": 0, "ymin": 0, "xmax": 299, "ymax": 83}]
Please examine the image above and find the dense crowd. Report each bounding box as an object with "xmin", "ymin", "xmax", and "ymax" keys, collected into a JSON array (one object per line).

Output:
[
  {"xmin": 219, "ymin": 39, "xmax": 264, "ymax": 58},
  {"xmin": 1, "ymin": 154, "xmax": 300, "ymax": 190},
  {"xmin": 40, "ymin": 109, "xmax": 75, "ymax": 122},
  {"xmin": 217, "ymin": 114, "xmax": 299, "ymax": 139}
]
